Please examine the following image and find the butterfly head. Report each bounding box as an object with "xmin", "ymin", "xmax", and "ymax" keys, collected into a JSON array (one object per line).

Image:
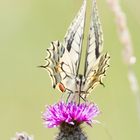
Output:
[{"xmin": 76, "ymin": 74, "xmax": 86, "ymax": 87}]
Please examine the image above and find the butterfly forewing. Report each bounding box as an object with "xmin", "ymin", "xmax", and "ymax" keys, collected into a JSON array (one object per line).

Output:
[
  {"xmin": 63, "ymin": 0, "xmax": 87, "ymax": 75},
  {"xmin": 84, "ymin": 0, "xmax": 104, "ymax": 77},
  {"xmin": 81, "ymin": 0, "xmax": 110, "ymax": 98}
]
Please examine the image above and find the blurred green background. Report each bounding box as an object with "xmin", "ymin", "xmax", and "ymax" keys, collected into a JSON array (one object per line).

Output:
[{"xmin": 0, "ymin": 0, "xmax": 140, "ymax": 140}]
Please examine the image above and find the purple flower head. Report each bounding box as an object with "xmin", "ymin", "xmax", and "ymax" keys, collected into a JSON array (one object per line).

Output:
[{"xmin": 42, "ymin": 101, "xmax": 100, "ymax": 128}]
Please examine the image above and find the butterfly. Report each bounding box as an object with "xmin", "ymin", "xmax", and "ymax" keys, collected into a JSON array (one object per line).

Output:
[{"xmin": 40, "ymin": 0, "xmax": 110, "ymax": 102}]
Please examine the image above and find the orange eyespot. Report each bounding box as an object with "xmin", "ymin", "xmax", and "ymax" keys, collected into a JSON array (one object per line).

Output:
[{"xmin": 58, "ymin": 83, "xmax": 66, "ymax": 93}]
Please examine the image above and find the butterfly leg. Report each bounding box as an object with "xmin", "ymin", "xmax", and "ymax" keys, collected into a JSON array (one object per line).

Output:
[
  {"xmin": 60, "ymin": 93, "xmax": 65, "ymax": 102},
  {"xmin": 78, "ymin": 94, "xmax": 81, "ymax": 105},
  {"xmin": 65, "ymin": 88, "xmax": 75, "ymax": 103},
  {"xmin": 66, "ymin": 92, "xmax": 72, "ymax": 103}
]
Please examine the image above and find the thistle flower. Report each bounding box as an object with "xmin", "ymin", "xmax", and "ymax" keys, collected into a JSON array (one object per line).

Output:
[
  {"xmin": 42, "ymin": 102, "xmax": 100, "ymax": 140},
  {"xmin": 11, "ymin": 132, "xmax": 33, "ymax": 140}
]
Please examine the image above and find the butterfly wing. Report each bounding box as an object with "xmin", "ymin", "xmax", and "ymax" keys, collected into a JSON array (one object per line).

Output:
[
  {"xmin": 41, "ymin": 0, "xmax": 87, "ymax": 93},
  {"xmin": 84, "ymin": 0, "xmax": 103, "ymax": 76},
  {"xmin": 82, "ymin": 0, "xmax": 110, "ymax": 98},
  {"xmin": 58, "ymin": 0, "xmax": 87, "ymax": 94},
  {"xmin": 62, "ymin": 0, "xmax": 86, "ymax": 75},
  {"xmin": 40, "ymin": 41, "xmax": 65, "ymax": 88}
]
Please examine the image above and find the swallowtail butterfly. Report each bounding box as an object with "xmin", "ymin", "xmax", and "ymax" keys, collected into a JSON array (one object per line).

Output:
[{"xmin": 41, "ymin": 0, "xmax": 110, "ymax": 102}]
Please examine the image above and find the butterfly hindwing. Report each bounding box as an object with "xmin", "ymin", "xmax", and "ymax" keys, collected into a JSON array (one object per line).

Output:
[
  {"xmin": 83, "ymin": 53, "xmax": 110, "ymax": 98},
  {"xmin": 41, "ymin": 41, "xmax": 65, "ymax": 88}
]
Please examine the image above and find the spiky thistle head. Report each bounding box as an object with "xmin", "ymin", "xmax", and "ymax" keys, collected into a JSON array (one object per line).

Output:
[{"xmin": 42, "ymin": 101, "xmax": 100, "ymax": 140}]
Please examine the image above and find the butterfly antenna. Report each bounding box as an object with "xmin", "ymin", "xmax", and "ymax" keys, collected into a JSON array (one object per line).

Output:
[{"xmin": 65, "ymin": 92, "xmax": 74, "ymax": 103}]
